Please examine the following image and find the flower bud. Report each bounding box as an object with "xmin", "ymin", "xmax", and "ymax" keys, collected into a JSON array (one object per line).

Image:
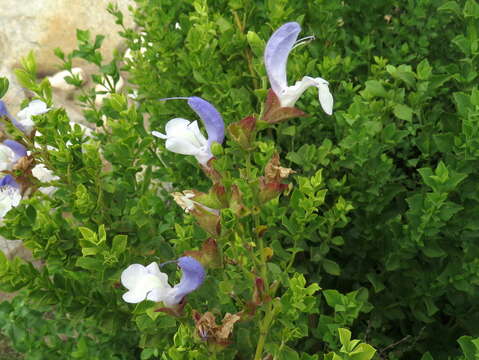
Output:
[{"xmin": 210, "ymin": 141, "xmax": 223, "ymax": 156}]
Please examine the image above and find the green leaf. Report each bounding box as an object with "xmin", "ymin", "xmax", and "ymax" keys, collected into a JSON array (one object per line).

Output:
[
  {"xmin": 324, "ymin": 353, "xmax": 344, "ymax": 360},
  {"xmin": 386, "ymin": 64, "xmax": 416, "ymax": 87},
  {"xmin": 349, "ymin": 343, "xmax": 376, "ymax": 360},
  {"xmin": 322, "ymin": 259, "xmax": 341, "ymax": 276},
  {"xmin": 78, "ymin": 227, "xmax": 98, "ymax": 245},
  {"xmin": 75, "ymin": 257, "xmax": 102, "ymax": 271},
  {"xmin": 464, "ymin": 0, "xmax": 479, "ymax": 18},
  {"xmin": 277, "ymin": 345, "xmax": 300, "ymax": 360},
  {"xmin": 0, "ymin": 77, "xmax": 9, "ymax": 99},
  {"xmin": 417, "ymin": 59, "xmax": 432, "ymax": 80},
  {"xmin": 338, "ymin": 328, "xmax": 351, "ymax": 348},
  {"xmin": 420, "ymin": 352, "xmax": 434, "ymax": 360},
  {"xmin": 363, "ymin": 80, "xmax": 387, "ymax": 98},
  {"xmin": 81, "ymin": 247, "xmax": 99, "ymax": 256},
  {"xmin": 393, "ymin": 104, "xmax": 413, "ymax": 121},
  {"xmin": 458, "ymin": 336, "xmax": 479, "ymax": 360},
  {"xmin": 0, "ymin": 250, "xmax": 7, "ymax": 272},
  {"xmin": 246, "ymin": 31, "xmax": 265, "ymax": 57},
  {"xmin": 111, "ymin": 235, "xmax": 127, "ymax": 255},
  {"xmin": 366, "ymin": 273, "xmax": 385, "ymax": 293},
  {"xmin": 323, "ymin": 290, "xmax": 343, "ymax": 307},
  {"xmin": 438, "ymin": 1, "xmax": 462, "ymax": 15}
]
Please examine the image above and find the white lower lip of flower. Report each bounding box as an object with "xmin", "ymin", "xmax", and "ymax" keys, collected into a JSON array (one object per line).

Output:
[
  {"xmin": 0, "ymin": 145, "xmax": 16, "ymax": 171},
  {"xmin": 277, "ymin": 76, "xmax": 333, "ymax": 115},
  {"xmin": 153, "ymin": 119, "xmax": 212, "ymax": 165},
  {"xmin": 0, "ymin": 186, "xmax": 21, "ymax": 218},
  {"xmin": 121, "ymin": 263, "xmax": 172, "ymax": 304}
]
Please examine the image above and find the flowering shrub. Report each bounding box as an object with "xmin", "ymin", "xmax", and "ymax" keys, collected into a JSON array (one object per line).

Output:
[{"xmin": 0, "ymin": 0, "xmax": 479, "ymax": 359}]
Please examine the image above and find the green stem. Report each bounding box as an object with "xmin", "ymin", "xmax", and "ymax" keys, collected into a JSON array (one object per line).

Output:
[
  {"xmin": 232, "ymin": 10, "xmax": 259, "ymax": 90},
  {"xmin": 253, "ymin": 300, "xmax": 279, "ymax": 360}
]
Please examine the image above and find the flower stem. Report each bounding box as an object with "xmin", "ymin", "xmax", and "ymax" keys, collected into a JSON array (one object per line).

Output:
[
  {"xmin": 232, "ymin": 10, "xmax": 259, "ymax": 90},
  {"xmin": 253, "ymin": 299, "xmax": 279, "ymax": 360}
]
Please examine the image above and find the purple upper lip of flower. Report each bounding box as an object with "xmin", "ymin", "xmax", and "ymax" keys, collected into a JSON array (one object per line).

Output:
[
  {"xmin": 0, "ymin": 101, "xmax": 9, "ymax": 118},
  {"xmin": 167, "ymin": 256, "xmax": 206, "ymax": 305},
  {"xmin": 264, "ymin": 22, "xmax": 302, "ymax": 96},
  {"xmin": 3, "ymin": 140, "xmax": 27, "ymax": 158},
  {"xmin": 0, "ymin": 175, "xmax": 19, "ymax": 189},
  {"xmin": 159, "ymin": 96, "xmax": 225, "ymax": 146},
  {"xmin": 0, "ymin": 100, "xmax": 26, "ymax": 133}
]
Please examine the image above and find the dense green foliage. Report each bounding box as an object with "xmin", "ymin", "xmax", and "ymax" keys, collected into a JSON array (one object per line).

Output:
[{"xmin": 0, "ymin": 0, "xmax": 479, "ymax": 359}]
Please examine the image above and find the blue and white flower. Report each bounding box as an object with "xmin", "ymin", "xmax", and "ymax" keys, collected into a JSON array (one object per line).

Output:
[
  {"xmin": 0, "ymin": 140, "xmax": 27, "ymax": 172},
  {"xmin": 121, "ymin": 256, "xmax": 206, "ymax": 306},
  {"xmin": 0, "ymin": 175, "xmax": 21, "ymax": 218},
  {"xmin": 152, "ymin": 97, "xmax": 225, "ymax": 166},
  {"xmin": 264, "ymin": 22, "xmax": 333, "ymax": 114}
]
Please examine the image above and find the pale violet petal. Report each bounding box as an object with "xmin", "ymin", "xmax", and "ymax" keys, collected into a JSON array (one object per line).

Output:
[
  {"xmin": 187, "ymin": 97, "xmax": 225, "ymax": 145},
  {"xmin": 162, "ymin": 256, "xmax": 206, "ymax": 306},
  {"xmin": 264, "ymin": 22, "xmax": 301, "ymax": 97},
  {"xmin": 4, "ymin": 140, "xmax": 27, "ymax": 159}
]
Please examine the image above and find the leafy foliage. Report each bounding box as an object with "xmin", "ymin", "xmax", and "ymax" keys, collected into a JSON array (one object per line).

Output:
[{"xmin": 0, "ymin": 0, "xmax": 478, "ymax": 359}]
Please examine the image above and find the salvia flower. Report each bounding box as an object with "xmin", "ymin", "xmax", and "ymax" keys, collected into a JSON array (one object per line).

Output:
[
  {"xmin": 0, "ymin": 140, "xmax": 27, "ymax": 171},
  {"xmin": 121, "ymin": 256, "xmax": 206, "ymax": 306},
  {"xmin": 152, "ymin": 97, "xmax": 225, "ymax": 166},
  {"xmin": 264, "ymin": 22, "xmax": 333, "ymax": 114},
  {"xmin": 16, "ymin": 100, "xmax": 51, "ymax": 135},
  {"xmin": 0, "ymin": 175, "xmax": 21, "ymax": 218},
  {"xmin": 0, "ymin": 101, "xmax": 25, "ymax": 132}
]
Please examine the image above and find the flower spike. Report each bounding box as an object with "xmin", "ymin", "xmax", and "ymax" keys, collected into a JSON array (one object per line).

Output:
[{"xmin": 264, "ymin": 22, "xmax": 333, "ymax": 114}]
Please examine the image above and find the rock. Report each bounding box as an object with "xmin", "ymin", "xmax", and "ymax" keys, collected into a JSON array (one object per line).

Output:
[
  {"xmin": 48, "ymin": 68, "xmax": 85, "ymax": 92},
  {"xmin": 0, "ymin": 0, "xmax": 135, "ymax": 76}
]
